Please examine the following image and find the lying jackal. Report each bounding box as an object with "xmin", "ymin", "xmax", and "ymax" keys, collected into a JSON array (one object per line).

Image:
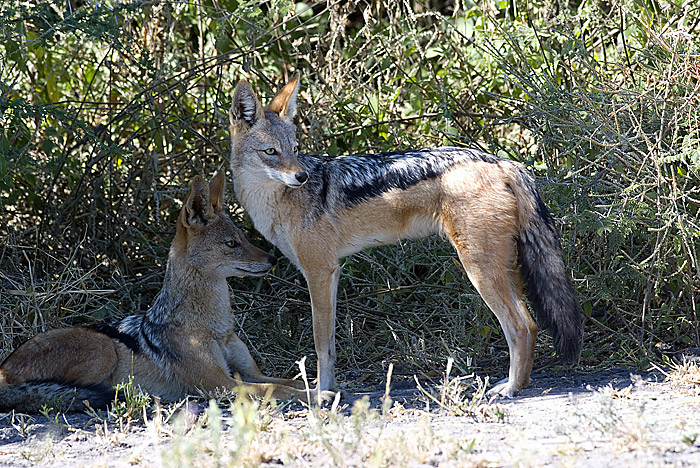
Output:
[
  {"xmin": 227, "ymin": 74, "xmax": 584, "ymax": 397},
  {"xmin": 0, "ymin": 171, "xmax": 329, "ymax": 412}
]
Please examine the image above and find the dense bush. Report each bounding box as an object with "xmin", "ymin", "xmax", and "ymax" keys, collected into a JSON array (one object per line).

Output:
[{"xmin": 1, "ymin": 0, "xmax": 698, "ymax": 380}]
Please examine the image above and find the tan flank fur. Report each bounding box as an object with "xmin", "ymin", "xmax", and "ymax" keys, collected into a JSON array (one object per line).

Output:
[
  {"xmin": 228, "ymin": 74, "xmax": 583, "ymax": 397},
  {"xmin": 0, "ymin": 171, "xmax": 333, "ymax": 413}
]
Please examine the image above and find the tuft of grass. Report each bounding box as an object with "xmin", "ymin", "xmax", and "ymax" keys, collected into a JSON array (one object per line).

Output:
[
  {"xmin": 162, "ymin": 396, "xmax": 265, "ymax": 468},
  {"xmin": 664, "ymin": 358, "xmax": 700, "ymax": 394},
  {"xmin": 416, "ymin": 357, "xmax": 506, "ymax": 422},
  {"xmin": 82, "ymin": 376, "xmax": 153, "ymax": 433},
  {"xmin": 9, "ymin": 412, "xmax": 35, "ymax": 438}
]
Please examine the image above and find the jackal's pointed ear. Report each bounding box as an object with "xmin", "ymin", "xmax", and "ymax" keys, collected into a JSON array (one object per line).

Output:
[
  {"xmin": 208, "ymin": 169, "xmax": 226, "ymax": 213},
  {"xmin": 230, "ymin": 80, "xmax": 264, "ymax": 129},
  {"xmin": 266, "ymin": 73, "xmax": 300, "ymax": 120},
  {"xmin": 182, "ymin": 175, "xmax": 214, "ymax": 229}
]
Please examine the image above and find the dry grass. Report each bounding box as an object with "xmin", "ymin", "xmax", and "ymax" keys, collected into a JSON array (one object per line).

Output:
[{"xmin": 663, "ymin": 358, "xmax": 700, "ymax": 395}]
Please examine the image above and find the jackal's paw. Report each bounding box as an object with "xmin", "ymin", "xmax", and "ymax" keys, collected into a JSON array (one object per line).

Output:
[
  {"xmin": 318, "ymin": 389, "xmax": 340, "ymax": 405},
  {"xmin": 486, "ymin": 378, "xmax": 521, "ymax": 399},
  {"xmin": 295, "ymin": 389, "xmax": 339, "ymax": 406}
]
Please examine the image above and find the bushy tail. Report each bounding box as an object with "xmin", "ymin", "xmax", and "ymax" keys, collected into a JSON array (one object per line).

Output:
[
  {"xmin": 510, "ymin": 167, "xmax": 583, "ymax": 363},
  {"xmin": 0, "ymin": 381, "xmax": 114, "ymax": 413}
]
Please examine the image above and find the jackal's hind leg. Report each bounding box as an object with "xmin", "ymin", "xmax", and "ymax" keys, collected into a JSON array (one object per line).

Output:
[
  {"xmin": 446, "ymin": 219, "xmax": 537, "ymax": 398},
  {"xmin": 468, "ymin": 266, "xmax": 537, "ymax": 397},
  {"xmin": 0, "ymin": 327, "xmax": 119, "ymax": 387},
  {"xmin": 474, "ymin": 266, "xmax": 536, "ymax": 397}
]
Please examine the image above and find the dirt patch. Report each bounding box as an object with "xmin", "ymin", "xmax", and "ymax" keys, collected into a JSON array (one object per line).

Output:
[{"xmin": 1, "ymin": 368, "xmax": 699, "ymax": 467}]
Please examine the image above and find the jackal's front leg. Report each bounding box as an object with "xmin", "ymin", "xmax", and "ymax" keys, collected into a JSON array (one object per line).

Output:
[{"xmin": 303, "ymin": 264, "xmax": 342, "ymax": 391}]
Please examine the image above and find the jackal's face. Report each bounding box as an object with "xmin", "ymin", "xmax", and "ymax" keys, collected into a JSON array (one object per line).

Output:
[
  {"xmin": 229, "ymin": 74, "xmax": 308, "ymax": 188},
  {"xmin": 173, "ymin": 171, "xmax": 276, "ymax": 278}
]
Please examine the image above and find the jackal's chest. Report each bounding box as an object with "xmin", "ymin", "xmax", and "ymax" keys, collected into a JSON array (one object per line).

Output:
[
  {"xmin": 234, "ymin": 184, "xmax": 301, "ymax": 268},
  {"xmin": 253, "ymin": 213, "xmax": 300, "ymax": 266}
]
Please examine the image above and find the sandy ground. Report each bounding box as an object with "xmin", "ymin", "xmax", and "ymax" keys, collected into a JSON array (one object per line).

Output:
[{"xmin": 0, "ymin": 368, "xmax": 699, "ymax": 467}]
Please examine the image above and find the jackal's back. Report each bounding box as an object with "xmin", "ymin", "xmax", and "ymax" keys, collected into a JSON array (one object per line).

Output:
[{"xmin": 300, "ymin": 147, "xmax": 500, "ymax": 208}]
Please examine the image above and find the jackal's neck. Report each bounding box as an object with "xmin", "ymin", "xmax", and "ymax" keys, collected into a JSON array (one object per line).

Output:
[
  {"xmin": 146, "ymin": 256, "xmax": 230, "ymax": 323},
  {"xmin": 231, "ymin": 165, "xmax": 287, "ymax": 223},
  {"xmin": 231, "ymin": 163, "xmax": 285, "ymax": 206}
]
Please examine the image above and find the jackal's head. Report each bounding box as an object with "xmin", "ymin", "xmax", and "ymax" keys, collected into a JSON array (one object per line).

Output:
[
  {"xmin": 172, "ymin": 170, "xmax": 276, "ymax": 278},
  {"xmin": 229, "ymin": 73, "xmax": 308, "ymax": 188}
]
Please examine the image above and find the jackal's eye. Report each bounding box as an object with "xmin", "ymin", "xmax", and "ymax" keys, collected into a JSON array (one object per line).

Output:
[
  {"xmin": 263, "ymin": 148, "xmax": 278, "ymax": 156},
  {"xmin": 225, "ymin": 240, "xmax": 240, "ymax": 249}
]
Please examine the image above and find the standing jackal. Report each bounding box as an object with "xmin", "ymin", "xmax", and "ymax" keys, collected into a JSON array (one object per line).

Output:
[
  {"xmin": 0, "ymin": 171, "xmax": 328, "ymax": 413},
  {"xmin": 228, "ymin": 74, "xmax": 583, "ymax": 397}
]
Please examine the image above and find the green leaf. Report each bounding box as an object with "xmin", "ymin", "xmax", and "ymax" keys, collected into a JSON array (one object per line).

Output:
[
  {"xmin": 673, "ymin": 236, "xmax": 681, "ymax": 254},
  {"xmin": 0, "ymin": 135, "xmax": 9, "ymax": 156},
  {"xmin": 41, "ymin": 138, "xmax": 57, "ymax": 155},
  {"xmin": 425, "ymin": 47, "xmax": 441, "ymax": 59},
  {"xmin": 583, "ymin": 301, "xmax": 592, "ymax": 317}
]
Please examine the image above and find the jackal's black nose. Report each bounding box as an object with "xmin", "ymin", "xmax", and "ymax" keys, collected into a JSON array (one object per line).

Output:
[
  {"xmin": 295, "ymin": 171, "xmax": 308, "ymax": 184},
  {"xmin": 268, "ymin": 255, "xmax": 278, "ymax": 266}
]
